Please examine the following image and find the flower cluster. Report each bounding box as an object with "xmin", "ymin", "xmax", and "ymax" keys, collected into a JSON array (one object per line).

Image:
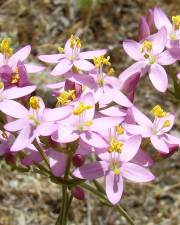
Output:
[{"xmin": 0, "ymin": 7, "xmax": 179, "ymax": 219}]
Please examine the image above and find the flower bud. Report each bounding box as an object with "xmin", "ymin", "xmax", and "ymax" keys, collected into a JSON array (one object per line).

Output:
[
  {"xmin": 5, "ymin": 153, "xmax": 16, "ymax": 165},
  {"xmin": 71, "ymin": 187, "xmax": 85, "ymax": 200},
  {"xmin": 72, "ymin": 154, "xmax": 85, "ymax": 167}
]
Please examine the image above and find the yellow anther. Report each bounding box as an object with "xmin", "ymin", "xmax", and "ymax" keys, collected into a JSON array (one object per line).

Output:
[
  {"xmin": 151, "ymin": 105, "xmax": 168, "ymax": 118},
  {"xmin": 70, "ymin": 35, "xmax": 81, "ymax": 49},
  {"xmin": 108, "ymin": 138, "xmax": 123, "ymax": 153},
  {"xmin": 93, "ymin": 56, "xmax": 111, "ymax": 68},
  {"xmin": 57, "ymin": 90, "xmax": 76, "ymax": 106},
  {"xmin": 0, "ymin": 38, "xmax": 13, "ymax": 57},
  {"xmin": 0, "ymin": 82, "xmax": 4, "ymax": 90},
  {"xmin": 84, "ymin": 120, "xmax": 93, "ymax": 127},
  {"xmin": 116, "ymin": 125, "xmax": 124, "ymax": 135},
  {"xmin": 11, "ymin": 67, "xmax": 20, "ymax": 84},
  {"xmin": 28, "ymin": 115, "xmax": 40, "ymax": 125},
  {"xmin": 107, "ymin": 67, "xmax": 115, "ymax": 76},
  {"xmin": 58, "ymin": 47, "xmax": 64, "ymax": 53},
  {"xmin": 29, "ymin": 96, "xmax": 40, "ymax": 110},
  {"xmin": 141, "ymin": 40, "xmax": 153, "ymax": 55},
  {"xmin": 2, "ymin": 131, "xmax": 8, "ymax": 139},
  {"xmin": 113, "ymin": 167, "xmax": 120, "ymax": 175},
  {"xmin": 163, "ymin": 120, "xmax": 171, "ymax": 128},
  {"xmin": 72, "ymin": 65, "xmax": 81, "ymax": 73},
  {"xmin": 172, "ymin": 15, "xmax": 180, "ymax": 30},
  {"xmin": 73, "ymin": 102, "xmax": 93, "ymax": 115}
]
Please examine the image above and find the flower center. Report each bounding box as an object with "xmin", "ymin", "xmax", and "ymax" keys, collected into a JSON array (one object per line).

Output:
[
  {"xmin": 57, "ymin": 90, "xmax": 76, "ymax": 106},
  {"xmin": 28, "ymin": 115, "xmax": 40, "ymax": 126},
  {"xmin": 108, "ymin": 138, "xmax": 123, "ymax": 153},
  {"xmin": 11, "ymin": 67, "xmax": 20, "ymax": 84},
  {"xmin": 0, "ymin": 38, "xmax": 13, "ymax": 59},
  {"xmin": 151, "ymin": 105, "xmax": 168, "ymax": 118},
  {"xmin": 69, "ymin": 35, "xmax": 81, "ymax": 61},
  {"xmin": 73, "ymin": 102, "xmax": 92, "ymax": 115},
  {"xmin": 29, "ymin": 96, "xmax": 40, "ymax": 110},
  {"xmin": 172, "ymin": 15, "xmax": 180, "ymax": 30}
]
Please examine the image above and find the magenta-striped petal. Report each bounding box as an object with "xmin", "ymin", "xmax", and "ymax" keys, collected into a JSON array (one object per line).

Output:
[
  {"xmin": 154, "ymin": 7, "xmax": 172, "ymax": 33},
  {"xmin": 105, "ymin": 171, "xmax": 124, "ymax": 205},
  {"xmin": 74, "ymin": 59, "xmax": 95, "ymax": 71},
  {"xmin": 123, "ymin": 40, "xmax": 142, "ymax": 61},
  {"xmin": 131, "ymin": 149, "xmax": 154, "ymax": 167},
  {"xmin": 158, "ymin": 50, "xmax": 177, "ymax": 65},
  {"xmin": 138, "ymin": 16, "xmax": 150, "ymax": 41},
  {"xmin": 150, "ymin": 135, "xmax": 169, "ymax": 153},
  {"xmin": 149, "ymin": 64, "xmax": 168, "ymax": 92},
  {"xmin": 11, "ymin": 125, "xmax": 35, "ymax": 151},
  {"xmin": 120, "ymin": 135, "xmax": 142, "ymax": 162},
  {"xmin": 121, "ymin": 162, "xmax": 155, "ymax": 182},
  {"xmin": 38, "ymin": 54, "xmax": 65, "ymax": 63},
  {"xmin": 24, "ymin": 64, "xmax": 45, "ymax": 73},
  {"xmin": 73, "ymin": 161, "xmax": 107, "ymax": 180},
  {"xmin": 0, "ymin": 99, "xmax": 28, "ymax": 118},
  {"xmin": 51, "ymin": 58, "xmax": 72, "ymax": 76},
  {"xmin": 79, "ymin": 49, "xmax": 107, "ymax": 59},
  {"xmin": 4, "ymin": 118, "xmax": 27, "ymax": 132},
  {"xmin": 9, "ymin": 45, "xmax": 31, "ymax": 64},
  {"xmin": 3, "ymin": 85, "xmax": 36, "ymax": 99}
]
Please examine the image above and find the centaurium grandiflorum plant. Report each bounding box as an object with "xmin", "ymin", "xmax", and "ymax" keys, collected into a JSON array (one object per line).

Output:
[{"xmin": 0, "ymin": 7, "xmax": 180, "ymax": 225}]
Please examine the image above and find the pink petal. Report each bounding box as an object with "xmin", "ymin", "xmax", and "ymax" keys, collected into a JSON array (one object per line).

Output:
[
  {"xmin": 149, "ymin": 64, "xmax": 168, "ymax": 92},
  {"xmin": 24, "ymin": 64, "xmax": 45, "ymax": 73},
  {"xmin": 123, "ymin": 40, "xmax": 142, "ymax": 61},
  {"xmin": 131, "ymin": 149, "xmax": 154, "ymax": 167},
  {"xmin": 146, "ymin": 9, "xmax": 154, "ymax": 29},
  {"xmin": 150, "ymin": 135, "xmax": 169, "ymax": 153},
  {"xmin": 4, "ymin": 118, "xmax": 27, "ymax": 131},
  {"xmin": 164, "ymin": 134, "xmax": 180, "ymax": 145},
  {"xmin": 154, "ymin": 7, "xmax": 172, "ymax": 33},
  {"xmin": 79, "ymin": 49, "xmax": 107, "ymax": 59},
  {"xmin": 0, "ymin": 99, "xmax": 28, "ymax": 118},
  {"xmin": 37, "ymin": 122, "xmax": 57, "ymax": 136},
  {"xmin": 43, "ymin": 105, "xmax": 73, "ymax": 121},
  {"xmin": 49, "ymin": 151, "xmax": 67, "ymax": 177},
  {"xmin": 123, "ymin": 124, "xmax": 151, "ymax": 138},
  {"xmin": 74, "ymin": 59, "xmax": 95, "ymax": 71},
  {"xmin": 51, "ymin": 58, "xmax": 72, "ymax": 76},
  {"xmin": 155, "ymin": 113, "xmax": 175, "ymax": 133},
  {"xmin": 138, "ymin": 16, "xmax": 150, "ymax": 41},
  {"xmin": 109, "ymin": 88, "xmax": 132, "ymax": 107},
  {"xmin": 119, "ymin": 61, "xmax": 147, "ymax": 82},
  {"xmin": 9, "ymin": 45, "xmax": 31, "ymax": 64},
  {"xmin": 3, "ymin": 85, "xmax": 36, "ymax": 99},
  {"xmin": 11, "ymin": 125, "xmax": 35, "ymax": 151},
  {"xmin": 38, "ymin": 54, "xmax": 65, "ymax": 63},
  {"xmin": 132, "ymin": 106, "xmax": 153, "ymax": 127},
  {"xmin": 90, "ymin": 117, "xmax": 124, "ymax": 132},
  {"xmin": 105, "ymin": 171, "xmax": 123, "ymax": 205},
  {"xmin": 64, "ymin": 39, "xmax": 72, "ymax": 55},
  {"xmin": 120, "ymin": 135, "xmax": 142, "ymax": 162},
  {"xmin": 100, "ymin": 106, "xmax": 126, "ymax": 117},
  {"xmin": 121, "ymin": 162, "xmax": 155, "ymax": 182},
  {"xmin": 158, "ymin": 50, "xmax": 177, "ymax": 65},
  {"xmin": 80, "ymin": 131, "xmax": 109, "ymax": 148},
  {"xmin": 73, "ymin": 161, "xmax": 107, "ymax": 180},
  {"xmin": 76, "ymin": 139, "xmax": 94, "ymax": 156}
]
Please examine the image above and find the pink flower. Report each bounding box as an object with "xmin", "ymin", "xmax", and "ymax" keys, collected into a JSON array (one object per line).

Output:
[
  {"xmin": 123, "ymin": 106, "xmax": 180, "ymax": 153},
  {"xmin": 38, "ymin": 35, "xmax": 107, "ymax": 76},
  {"xmin": 73, "ymin": 134, "xmax": 154, "ymax": 204},
  {"xmin": 0, "ymin": 39, "xmax": 44, "ymax": 74},
  {"xmin": 3, "ymin": 96, "xmax": 73, "ymax": 151},
  {"xmin": 120, "ymin": 27, "xmax": 177, "ymax": 92},
  {"xmin": 154, "ymin": 7, "xmax": 180, "ymax": 48},
  {"xmin": 52, "ymin": 93, "xmax": 123, "ymax": 147}
]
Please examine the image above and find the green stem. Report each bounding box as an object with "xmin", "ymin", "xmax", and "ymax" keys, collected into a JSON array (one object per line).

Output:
[
  {"xmin": 81, "ymin": 183, "xmax": 135, "ymax": 225},
  {"xmin": 33, "ymin": 139, "xmax": 50, "ymax": 169}
]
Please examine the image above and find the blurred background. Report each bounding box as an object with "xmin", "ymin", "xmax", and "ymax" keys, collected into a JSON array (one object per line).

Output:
[{"xmin": 0, "ymin": 0, "xmax": 180, "ymax": 224}]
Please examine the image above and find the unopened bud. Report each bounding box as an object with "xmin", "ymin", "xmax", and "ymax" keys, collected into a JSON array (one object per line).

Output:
[
  {"xmin": 72, "ymin": 154, "xmax": 85, "ymax": 167},
  {"xmin": 71, "ymin": 186, "xmax": 85, "ymax": 200},
  {"xmin": 5, "ymin": 153, "xmax": 16, "ymax": 165}
]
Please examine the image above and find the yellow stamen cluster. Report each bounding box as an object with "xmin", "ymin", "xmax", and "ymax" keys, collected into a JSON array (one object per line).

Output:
[
  {"xmin": 116, "ymin": 125, "xmax": 124, "ymax": 135},
  {"xmin": 113, "ymin": 167, "xmax": 120, "ymax": 175},
  {"xmin": 57, "ymin": 90, "xmax": 76, "ymax": 106},
  {"xmin": 0, "ymin": 82, "xmax": 4, "ymax": 90},
  {"xmin": 151, "ymin": 105, "xmax": 168, "ymax": 118},
  {"xmin": 73, "ymin": 102, "xmax": 93, "ymax": 115},
  {"xmin": 0, "ymin": 38, "xmax": 13, "ymax": 57},
  {"xmin": 29, "ymin": 96, "xmax": 40, "ymax": 110},
  {"xmin": 28, "ymin": 115, "xmax": 40, "ymax": 125},
  {"xmin": 2, "ymin": 131, "xmax": 8, "ymax": 139},
  {"xmin": 163, "ymin": 120, "xmax": 171, "ymax": 128},
  {"xmin": 172, "ymin": 15, "xmax": 180, "ymax": 30},
  {"xmin": 141, "ymin": 40, "xmax": 153, "ymax": 58},
  {"xmin": 11, "ymin": 67, "xmax": 20, "ymax": 84},
  {"xmin": 93, "ymin": 56, "xmax": 111, "ymax": 68},
  {"xmin": 70, "ymin": 35, "xmax": 81, "ymax": 49},
  {"xmin": 58, "ymin": 47, "xmax": 64, "ymax": 53},
  {"xmin": 108, "ymin": 138, "xmax": 123, "ymax": 153},
  {"xmin": 107, "ymin": 67, "xmax": 115, "ymax": 76}
]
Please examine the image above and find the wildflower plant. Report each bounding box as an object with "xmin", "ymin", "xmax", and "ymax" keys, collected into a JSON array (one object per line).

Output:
[{"xmin": 0, "ymin": 7, "xmax": 180, "ymax": 225}]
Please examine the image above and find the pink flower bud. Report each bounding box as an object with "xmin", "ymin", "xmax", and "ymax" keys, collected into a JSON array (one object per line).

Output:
[
  {"xmin": 5, "ymin": 153, "xmax": 16, "ymax": 165},
  {"xmin": 159, "ymin": 145, "xmax": 179, "ymax": 159},
  {"xmin": 72, "ymin": 154, "xmax": 85, "ymax": 167},
  {"xmin": 71, "ymin": 186, "xmax": 85, "ymax": 200},
  {"xmin": 65, "ymin": 79, "xmax": 82, "ymax": 98}
]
